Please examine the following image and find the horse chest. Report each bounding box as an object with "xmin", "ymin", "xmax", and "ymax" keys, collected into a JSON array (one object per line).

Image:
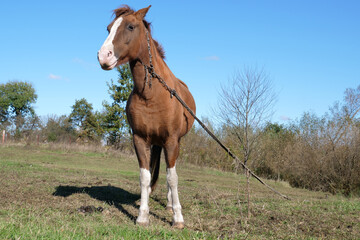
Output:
[{"xmin": 127, "ymin": 96, "xmax": 182, "ymax": 138}]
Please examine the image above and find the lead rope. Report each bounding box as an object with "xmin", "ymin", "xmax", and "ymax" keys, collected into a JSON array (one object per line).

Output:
[{"xmin": 139, "ymin": 30, "xmax": 290, "ymax": 200}]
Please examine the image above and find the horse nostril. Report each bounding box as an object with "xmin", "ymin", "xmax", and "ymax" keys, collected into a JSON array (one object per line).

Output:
[{"xmin": 107, "ymin": 50, "xmax": 113, "ymax": 57}]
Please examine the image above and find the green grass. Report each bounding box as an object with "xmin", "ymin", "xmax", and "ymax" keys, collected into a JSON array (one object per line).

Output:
[{"xmin": 0, "ymin": 144, "xmax": 359, "ymax": 239}]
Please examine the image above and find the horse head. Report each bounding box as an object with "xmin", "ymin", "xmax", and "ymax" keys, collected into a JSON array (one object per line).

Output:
[{"xmin": 97, "ymin": 5, "xmax": 151, "ymax": 70}]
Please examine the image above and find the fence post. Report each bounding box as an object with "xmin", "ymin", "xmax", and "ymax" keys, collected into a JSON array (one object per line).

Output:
[{"xmin": 2, "ymin": 130, "xmax": 5, "ymax": 144}]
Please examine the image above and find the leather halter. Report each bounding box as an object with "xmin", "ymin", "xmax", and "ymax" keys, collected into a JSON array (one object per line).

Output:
[{"xmin": 137, "ymin": 30, "xmax": 155, "ymax": 88}]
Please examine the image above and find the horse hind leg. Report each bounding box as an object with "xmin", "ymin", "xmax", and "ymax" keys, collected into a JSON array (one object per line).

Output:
[
  {"xmin": 167, "ymin": 166, "xmax": 184, "ymax": 229},
  {"xmin": 150, "ymin": 145, "xmax": 162, "ymax": 192},
  {"xmin": 149, "ymin": 145, "xmax": 173, "ymax": 213},
  {"xmin": 164, "ymin": 139, "xmax": 185, "ymax": 229}
]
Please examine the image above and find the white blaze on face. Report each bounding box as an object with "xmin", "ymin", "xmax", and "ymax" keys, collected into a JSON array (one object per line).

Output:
[
  {"xmin": 98, "ymin": 17, "xmax": 123, "ymax": 69},
  {"xmin": 102, "ymin": 17, "xmax": 123, "ymax": 52}
]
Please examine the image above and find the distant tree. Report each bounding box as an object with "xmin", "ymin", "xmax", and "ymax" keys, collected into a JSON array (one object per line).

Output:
[
  {"xmin": 20, "ymin": 114, "xmax": 41, "ymax": 141},
  {"xmin": 217, "ymin": 66, "xmax": 276, "ymax": 217},
  {"xmin": 69, "ymin": 98, "xmax": 93, "ymax": 129},
  {"xmin": 0, "ymin": 81, "xmax": 38, "ymax": 138},
  {"xmin": 326, "ymin": 85, "xmax": 360, "ymax": 146},
  {"xmin": 69, "ymin": 98, "xmax": 103, "ymax": 142},
  {"xmin": 102, "ymin": 64, "xmax": 133, "ymax": 148},
  {"xmin": 217, "ymin": 66, "xmax": 276, "ymax": 168}
]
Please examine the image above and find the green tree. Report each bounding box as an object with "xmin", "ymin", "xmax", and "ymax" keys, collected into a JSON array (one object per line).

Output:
[
  {"xmin": 69, "ymin": 98, "xmax": 103, "ymax": 142},
  {"xmin": 102, "ymin": 64, "xmax": 133, "ymax": 147},
  {"xmin": 0, "ymin": 81, "xmax": 38, "ymax": 137}
]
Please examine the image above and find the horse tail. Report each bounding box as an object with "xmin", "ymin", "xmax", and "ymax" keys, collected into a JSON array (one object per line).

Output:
[{"xmin": 150, "ymin": 145, "xmax": 162, "ymax": 193}]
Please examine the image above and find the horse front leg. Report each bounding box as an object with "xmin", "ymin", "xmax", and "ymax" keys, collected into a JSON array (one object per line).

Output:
[
  {"xmin": 133, "ymin": 134, "xmax": 151, "ymax": 226},
  {"xmin": 166, "ymin": 181, "xmax": 173, "ymax": 213},
  {"xmin": 164, "ymin": 138, "xmax": 184, "ymax": 229}
]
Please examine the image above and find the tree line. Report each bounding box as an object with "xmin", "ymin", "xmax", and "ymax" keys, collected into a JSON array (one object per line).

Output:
[
  {"xmin": 1, "ymin": 66, "xmax": 359, "ymax": 196},
  {"xmin": 0, "ymin": 64, "xmax": 133, "ymax": 151}
]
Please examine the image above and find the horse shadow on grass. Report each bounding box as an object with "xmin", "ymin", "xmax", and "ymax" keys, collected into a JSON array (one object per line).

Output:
[{"xmin": 52, "ymin": 185, "xmax": 171, "ymax": 225}]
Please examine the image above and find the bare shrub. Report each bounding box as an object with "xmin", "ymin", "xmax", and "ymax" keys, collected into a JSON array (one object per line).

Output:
[
  {"xmin": 253, "ymin": 85, "xmax": 360, "ymax": 196},
  {"xmin": 180, "ymin": 120, "xmax": 233, "ymax": 171},
  {"xmin": 280, "ymin": 85, "xmax": 360, "ymax": 196}
]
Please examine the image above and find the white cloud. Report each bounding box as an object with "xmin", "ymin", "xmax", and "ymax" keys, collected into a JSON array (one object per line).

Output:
[
  {"xmin": 48, "ymin": 74, "xmax": 62, "ymax": 80},
  {"xmin": 203, "ymin": 55, "xmax": 220, "ymax": 61},
  {"xmin": 48, "ymin": 74, "xmax": 69, "ymax": 82},
  {"xmin": 280, "ymin": 115, "xmax": 292, "ymax": 121}
]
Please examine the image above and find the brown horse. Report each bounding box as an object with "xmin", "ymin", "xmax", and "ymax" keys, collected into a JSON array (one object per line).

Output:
[{"xmin": 97, "ymin": 5, "xmax": 195, "ymax": 229}]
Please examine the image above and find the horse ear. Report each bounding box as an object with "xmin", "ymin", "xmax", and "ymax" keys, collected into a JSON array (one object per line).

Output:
[{"xmin": 135, "ymin": 5, "xmax": 151, "ymax": 20}]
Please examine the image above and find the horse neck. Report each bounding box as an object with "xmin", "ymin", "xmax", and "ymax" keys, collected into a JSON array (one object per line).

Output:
[{"xmin": 130, "ymin": 38, "xmax": 173, "ymax": 99}]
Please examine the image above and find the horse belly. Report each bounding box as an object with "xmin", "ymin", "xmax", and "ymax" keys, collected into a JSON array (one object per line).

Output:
[{"xmin": 127, "ymin": 100, "xmax": 180, "ymax": 143}]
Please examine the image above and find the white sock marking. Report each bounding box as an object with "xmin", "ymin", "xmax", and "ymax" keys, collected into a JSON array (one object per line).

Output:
[
  {"xmin": 167, "ymin": 167, "xmax": 184, "ymax": 223},
  {"xmin": 166, "ymin": 181, "xmax": 173, "ymax": 209},
  {"xmin": 137, "ymin": 168, "xmax": 151, "ymax": 223}
]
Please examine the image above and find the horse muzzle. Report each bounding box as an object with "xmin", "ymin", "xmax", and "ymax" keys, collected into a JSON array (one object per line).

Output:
[{"xmin": 97, "ymin": 47, "xmax": 118, "ymax": 70}]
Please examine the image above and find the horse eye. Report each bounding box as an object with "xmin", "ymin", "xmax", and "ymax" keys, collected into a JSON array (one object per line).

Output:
[{"xmin": 127, "ymin": 25, "xmax": 135, "ymax": 31}]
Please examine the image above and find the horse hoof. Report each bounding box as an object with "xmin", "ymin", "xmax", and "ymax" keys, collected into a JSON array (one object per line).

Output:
[
  {"xmin": 172, "ymin": 222, "xmax": 185, "ymax": 229},
  {"xmin": 136, "ymin": 220, "xmax": 149, "ymax": 227},
  {"xmin": 165, "ymin": 206, "xmax": 173, "ymax": 213}
]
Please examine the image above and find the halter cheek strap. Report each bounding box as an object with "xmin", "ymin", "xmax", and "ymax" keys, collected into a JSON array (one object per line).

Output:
[{"xmin": 138, "ymin": 30, "xmax": 154, "ymax": 88}]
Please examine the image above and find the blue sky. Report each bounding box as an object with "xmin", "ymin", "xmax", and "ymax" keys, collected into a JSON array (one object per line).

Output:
[{"xmin": 1, "ymin": 1, "xmax": 359, "ymax": 124}]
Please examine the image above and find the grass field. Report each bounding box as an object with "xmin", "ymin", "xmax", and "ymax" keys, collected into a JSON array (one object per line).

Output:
[{"xmin": 0, "ymin": 144, "xmax": 359, "ymax": 239}]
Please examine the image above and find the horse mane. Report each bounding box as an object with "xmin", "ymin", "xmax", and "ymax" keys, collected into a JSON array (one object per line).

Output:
[
  {"xmin": 113, "ymin": 5, "xmax": 166, "ymax": 60},
  {"xmin": 113, "ymin": 5, "xmax": 134, "ymax": 18}
]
